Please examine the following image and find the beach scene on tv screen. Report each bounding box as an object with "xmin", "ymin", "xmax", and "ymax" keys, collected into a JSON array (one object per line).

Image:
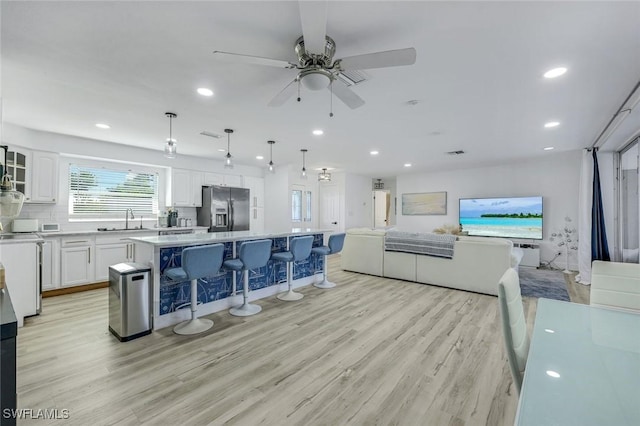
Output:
[{"xmin": 459, "ymin": 196, "xmax": 543, "ymax": 239}]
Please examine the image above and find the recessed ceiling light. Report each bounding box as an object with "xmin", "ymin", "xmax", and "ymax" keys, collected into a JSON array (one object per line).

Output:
[
  {"xmin": 312, "ymin": 129, "xmax": 324, "ymax": 136},
  {"xmin": 370, "ymin": 151, "xmax": 379, "ymax": 155},
  {"xmin": 404, "ymin": 163, "xmax": 412, "ymax": 167},
  {"xmin": 543, "ymin": 67, "xmax": 567, "ymax": 79},
  {"xmin": 95, "ymin": 123, "xmax": 110, "ymax": 129},
  {"xmin": 546, "ymin": 370, "xmax": 561, "ymax": 378},
  {"xmin": 544, "ymin": 146, "xmax": 555, "ymax": 151},
  {"xmin": 544, "ymin": 121, "xmax": 560, "ymax": 128},
  {"xmin": 217, "ymin": 148, "xmax": 226, "ymax": 152},
  {"xmin": 256, "ymin": 155, "xmax": 264, "ymax": 160},
  {"xmin": 197, "ymin": 88, "xmax": 214, "ymax": 97}
]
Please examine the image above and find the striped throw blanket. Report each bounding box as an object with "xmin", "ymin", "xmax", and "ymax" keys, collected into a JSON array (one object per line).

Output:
[{"xmin": 385, "ymin": 231, "xmax": 456, "ymax": 259}]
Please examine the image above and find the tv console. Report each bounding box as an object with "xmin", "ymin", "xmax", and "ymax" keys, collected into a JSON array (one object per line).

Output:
[{"xmin": 512, "ymin": 242, "xmax": 540, "ymax": 267}]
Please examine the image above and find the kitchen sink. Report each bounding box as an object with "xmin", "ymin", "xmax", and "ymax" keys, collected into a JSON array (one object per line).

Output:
[{"xmin": 97, "ymin": 227, "xmax": 151, "ymax": 232}]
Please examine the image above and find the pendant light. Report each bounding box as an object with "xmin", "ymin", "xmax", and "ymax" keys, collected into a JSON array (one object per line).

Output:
[
  {"xmin": 318, "ymin": 168, "xmax": 332, "ymax": 182},
  {"xmin": 300, "ymin": 149, "xmax": 308, "ymax": 179},
  {"xmin": 164, "ymin": 112, "xmax": 177, "ymax": 159},
  {"xmin": 267, "ymin": 140, "xmax": 276, "ymax": 173},
  {"xmin": 224, "ymin": 128, "xmax": 234, "ymax": 169}
]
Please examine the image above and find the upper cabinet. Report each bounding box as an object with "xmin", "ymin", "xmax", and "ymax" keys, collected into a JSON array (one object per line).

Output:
[
  {"xmin": 203, "ymin": 172, "xmax": 243, "ymax": 188},
  {"xmin": 171, "ymin": 168, "xmax": 203, "ymax": 207},
  {"xmin": 5, "ymin": 147, "xmax": 59, "ymax": 203},
  {"xmin": 31, "ymin": 151, "xmax": 59, "ymax": 203}
]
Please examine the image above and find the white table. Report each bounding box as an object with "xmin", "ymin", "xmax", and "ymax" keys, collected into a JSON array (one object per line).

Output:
[{"xmin": 516, "ymin": 298, "xmax": 640, "ymax": 425}]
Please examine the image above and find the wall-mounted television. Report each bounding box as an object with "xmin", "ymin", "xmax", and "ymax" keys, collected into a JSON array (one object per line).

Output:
[{"xmin": 459, "ymin": 196, "xmax": 543, "ymax": 240}]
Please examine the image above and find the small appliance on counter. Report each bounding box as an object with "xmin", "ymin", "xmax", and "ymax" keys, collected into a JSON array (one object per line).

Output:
[
  {"xmin": 40, "ymin": 223, "xmax": 60, "ymax": 233},
  {"xmin": 11, "ymin": 219, "xmax": 38, "ymax": 233}
]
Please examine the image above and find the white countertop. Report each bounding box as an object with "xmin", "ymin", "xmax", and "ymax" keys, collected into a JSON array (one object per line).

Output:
[
  {"xmin": 0, "ymin": 234, "xmax": 44, "ymax": 244},
  {"xmin": 129, "ymin": 228, "xmax": 330, "ymax": 247},
  {"xmin": 35, "ymin": 226, "xmax": 209, "ymax": 238}
]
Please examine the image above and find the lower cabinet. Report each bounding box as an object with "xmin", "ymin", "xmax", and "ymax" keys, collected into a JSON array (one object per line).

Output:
[
  {"xmin": 41, "ymin": 238, "xmax": 60, "ymax": 291},
  {"xmin": 95, "ymin": 243, "xmax": 129, "ymax": 282},
  {"xmin": 60, "ymin": 239, "xmax": 95, "ymax": 287}
]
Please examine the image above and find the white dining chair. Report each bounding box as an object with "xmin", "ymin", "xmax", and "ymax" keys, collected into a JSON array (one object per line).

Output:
[
  {"xmin": 498, "ymin": 268, "xmax": 530, "ymax": 394},
  {"xmin": 591, "ymin": 260, "xmax": 640, "ymax": 313}
]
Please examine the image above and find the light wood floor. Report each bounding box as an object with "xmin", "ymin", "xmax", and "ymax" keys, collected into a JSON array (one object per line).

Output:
[{"xmin": 16, "ymin": 257, "xmax": 585, "ymax": 426}]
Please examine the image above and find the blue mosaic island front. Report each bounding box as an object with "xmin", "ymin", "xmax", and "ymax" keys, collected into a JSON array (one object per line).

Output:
[{"xmin": 129, "ymin": 229, "xmax": 328, "ymax": 330}]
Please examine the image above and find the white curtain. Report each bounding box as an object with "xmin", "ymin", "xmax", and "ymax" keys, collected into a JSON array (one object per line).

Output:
[{"xmin": 576, "ymin": 149, "xmax": 593, "ymax": 284}]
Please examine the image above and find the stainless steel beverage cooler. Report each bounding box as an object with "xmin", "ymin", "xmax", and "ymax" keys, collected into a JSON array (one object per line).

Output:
[{"xmin": 108, "ymin": 263, "xmax": 152, "ymax": 342}]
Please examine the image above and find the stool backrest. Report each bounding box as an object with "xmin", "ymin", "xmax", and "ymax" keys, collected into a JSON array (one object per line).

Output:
[
  {"xmin": 239, "ymin": 239, "xmax": 273, "ymax": 270},
  {"xmin": 183, "ymin": 244, "xmax": 225, "ymax": 281},
  {"xmin": 291, "ymin": 235, "xmax": 314, "ymax": 261},
  {"xmin": 328, "ymin": 233, "xmax": 346, "ymax": 254}
]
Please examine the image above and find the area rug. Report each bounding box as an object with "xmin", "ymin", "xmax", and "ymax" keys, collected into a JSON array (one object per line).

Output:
[{"xmin": 519, "ymin": 267, "xmax": 570, "ymax": 301}]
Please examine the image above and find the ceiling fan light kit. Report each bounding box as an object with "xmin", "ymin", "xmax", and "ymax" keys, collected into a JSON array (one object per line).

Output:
[
  {"xmin": 164, "ymin": 112, "xmax": 177, "ymax": 159},
  {"xmin": 212, "ymin": 7, "xmax": 416, "ymax": 114}
]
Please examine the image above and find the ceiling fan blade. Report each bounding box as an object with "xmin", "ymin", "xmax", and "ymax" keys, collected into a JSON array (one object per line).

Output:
[
  {"xmin": 331, "ymin": 79, "xmax": 365, "ymax": 109},
  {"xmin": 298, "ymin": 0, "xmax": 327, "ymax": 54},
  {"xmin": 213, "ymin": 51, "xmax": 296, "ymax": 69},
  {"xmin": 337, "ymin": 47, "xmax": 417, "ymax": 71},
  {"xmin": 268, "ymin": 79, "xmax": 299, "ymax": 107}
]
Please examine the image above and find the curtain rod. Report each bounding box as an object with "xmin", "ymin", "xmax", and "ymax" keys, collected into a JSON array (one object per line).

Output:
[{"xmin": 591, "ymin": 80, "xmax": 640, "ymax": 149}]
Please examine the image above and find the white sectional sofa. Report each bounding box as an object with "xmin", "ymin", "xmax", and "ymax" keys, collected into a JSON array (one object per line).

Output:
[{"xmin": 341, "ymin": 228, "xmax": 520, "ymax": 296}]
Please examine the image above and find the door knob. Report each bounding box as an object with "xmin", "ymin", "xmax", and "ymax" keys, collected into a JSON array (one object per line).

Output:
[{"xmin": 331, "ymin": 222, "xmax": 338, "ymax": 225}]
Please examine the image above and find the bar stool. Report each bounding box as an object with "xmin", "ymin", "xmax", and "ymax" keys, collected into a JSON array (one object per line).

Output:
[
  {"xmin": 164, "ymin": 243, "xmax": 225, "ymax": 335},
  {"xmin": 224, "ymin": 239, "xmax": 272, "ymax": 317},
  {"xmin": 312, "ymin": 233, "xmax": 346, "ymax": 289},
  {"xmin": 271, "ymin": 235, "xmax": 314, "ymax": 301}
]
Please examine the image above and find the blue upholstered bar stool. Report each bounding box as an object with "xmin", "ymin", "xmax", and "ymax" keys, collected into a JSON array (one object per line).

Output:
[
  {"xmin": 312, "ymin": 233, "xmax": 346, "ymax": 289},
  {"xmin": 164, "ymin": 243, "xmax": 225, "ymax": 335},
  {"xmin": 271, "ymin": 235, "xmax": 314, "ymax": 301},
  {"xmin": 224, "ymin": 239, "xmax": 272, "ymax": 317}
]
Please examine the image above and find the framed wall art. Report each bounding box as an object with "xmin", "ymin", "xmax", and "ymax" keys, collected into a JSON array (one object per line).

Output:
[{"xmin": 402, "ymin": 192, "xmax": 447, "ymax": 215}]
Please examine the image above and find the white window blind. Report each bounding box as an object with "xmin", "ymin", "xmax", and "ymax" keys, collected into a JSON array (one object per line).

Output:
[{"xmin": 69, "ymin": 164, "xmax": 159, "ymax": 218}]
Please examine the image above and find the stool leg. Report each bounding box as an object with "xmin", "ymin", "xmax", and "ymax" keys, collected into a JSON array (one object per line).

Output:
[
  {"xmin": 314, "ymin": 254, "xmax": 336, "ymax": 289},
  {"xmin": 174, "ymin": 279, "xmax": 214, "ymax": 335},
  {"xmin": 277, "ymin": 261, "xmax": 304, "ymax": 301},
  {"xmin": 229, "ymin": 270, "xmax": 262, "ymax": 316}
]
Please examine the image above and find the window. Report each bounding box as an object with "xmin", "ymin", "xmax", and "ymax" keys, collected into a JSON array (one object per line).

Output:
[
  {"xmin": 304, "ymin": 190, "xmax": 312, "ymax": 222},
  {"xmin": 69, "ymin": 164, "xmax": 159, "ymax": 219},
  {"xmin": 292, "ymin": 189, "xmax": 302, "ymax": 222}
]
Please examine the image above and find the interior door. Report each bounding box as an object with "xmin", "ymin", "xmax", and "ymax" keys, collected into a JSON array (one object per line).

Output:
[
  {"xmin": 320, "ymin": 184, "xmax": 341, "ymax": 232},
  {"xmin": 373, "ymin": 190, "xmax": 389, "ymax": 228}
]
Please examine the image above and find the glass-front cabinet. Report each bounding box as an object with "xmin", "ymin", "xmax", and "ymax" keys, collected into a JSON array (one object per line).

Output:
[{"xmin": 5, "ymin": 149, "xmax": 28, "ymax": 195}]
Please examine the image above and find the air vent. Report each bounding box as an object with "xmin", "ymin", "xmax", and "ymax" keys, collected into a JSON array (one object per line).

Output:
[
  {"xmin": 447, "ymin": 150, "xmax": 465, "ymax": 155},
  {"xmin": 200, "ymin": 131, "xmax": 222, "ymax": 139},
  {"xmin": 337, "ymin": 70, "xmax": 369, "ymax": 86}
]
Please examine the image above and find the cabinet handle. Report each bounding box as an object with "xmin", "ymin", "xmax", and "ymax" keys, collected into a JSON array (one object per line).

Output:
[
  {"xmin": 253, "ymin": 209, "xmax": 257, "ymax": 219},
  {"xmin": 126, "ymin": 244, "xmax": 130, "ymax": 259},
  {"xmin": 88, "ymin": 247, "xmax": 91, "ymax": 264},
  {"xmin": 131, "ymin": 244, "xmax": 135, "ymax": 260},
  {"xmin": 67, "ymin": 240, "xmax": 89, "ymax": 244},
  {"xmin": 254, "ymin": 196, "xmax": 257, "ymax": 207}
]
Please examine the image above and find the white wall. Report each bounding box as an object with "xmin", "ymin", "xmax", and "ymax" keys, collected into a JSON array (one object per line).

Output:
[{"xmin": 396, "ymin": 150, "xmax": 582, "ymax": 268}]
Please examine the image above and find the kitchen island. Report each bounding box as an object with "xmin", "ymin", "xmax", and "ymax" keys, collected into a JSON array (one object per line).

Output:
[{"xmin": 129, "ymin": 229, "xmax": 329, "ymax": 330}]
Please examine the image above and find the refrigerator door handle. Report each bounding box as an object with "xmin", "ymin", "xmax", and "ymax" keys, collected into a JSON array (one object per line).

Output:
[{"xmin": 229, "ymin": 199, "xmax": 234, "ymax": 231}]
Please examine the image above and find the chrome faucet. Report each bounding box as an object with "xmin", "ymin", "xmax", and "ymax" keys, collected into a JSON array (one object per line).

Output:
[{"xmin": 125, "ymin": 208, "xmax": 135, "ymax": 229}]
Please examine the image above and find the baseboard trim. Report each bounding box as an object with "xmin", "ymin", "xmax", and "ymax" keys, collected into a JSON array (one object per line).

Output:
[{"xmin": 43, "ymin": 281, "xmax": 108, "ymax": 297}]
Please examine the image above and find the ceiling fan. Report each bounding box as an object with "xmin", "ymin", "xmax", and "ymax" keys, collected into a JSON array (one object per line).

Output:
[{"xmin": 213, "ymin": 1, "xmax": 416, "ymax": 111}]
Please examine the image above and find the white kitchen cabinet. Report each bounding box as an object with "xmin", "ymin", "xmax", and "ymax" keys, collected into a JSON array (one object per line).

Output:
[
  {"xmin": 60, "ymin": 237, "xmax": 95, "ymax": 287},
  {"xmin": 41, "ymin": 237, "xmax": 60, "ymax": 291},
  {"xmin": 203, "ymin": 172, "xmax": 242, "ymax": 187},
  {"xmin": 250, "ymin": 207, "xmax": 265, "ymax": 233},
  {"xmin": 5, "ymin": 147, "xmax": 30, "ymax": 199},
  {"xmin": 243, "ymin": 176, "xmax": 265, "ymax": 208},
  {"xmin": 95, "ymin": 243, "xmax": 128, "ymax": 282},
  {"xmin": 30, "ymin": 151, "xmax": 59, "ymax": 203},
  {"xmin": 1, "ymin": 241, "xmax": 40, "ymax": 326},
  {"xmin": 171, "ymin": 168, "xmax": 203, "ymax": 207}
]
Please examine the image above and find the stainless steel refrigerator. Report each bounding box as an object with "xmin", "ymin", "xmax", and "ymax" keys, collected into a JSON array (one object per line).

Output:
[{"xmin": 197, "ymin": 185, "xmax": 250, "ymax": 232}]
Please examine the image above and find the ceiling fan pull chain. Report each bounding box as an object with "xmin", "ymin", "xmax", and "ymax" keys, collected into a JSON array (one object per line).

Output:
[
  {"xmin": 329, "ymin": 79, "xmax": 334, "ymax": 117},
  {"xmin": 297, "ymin": 78, "xmax": 301, "ymax": 102}
]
